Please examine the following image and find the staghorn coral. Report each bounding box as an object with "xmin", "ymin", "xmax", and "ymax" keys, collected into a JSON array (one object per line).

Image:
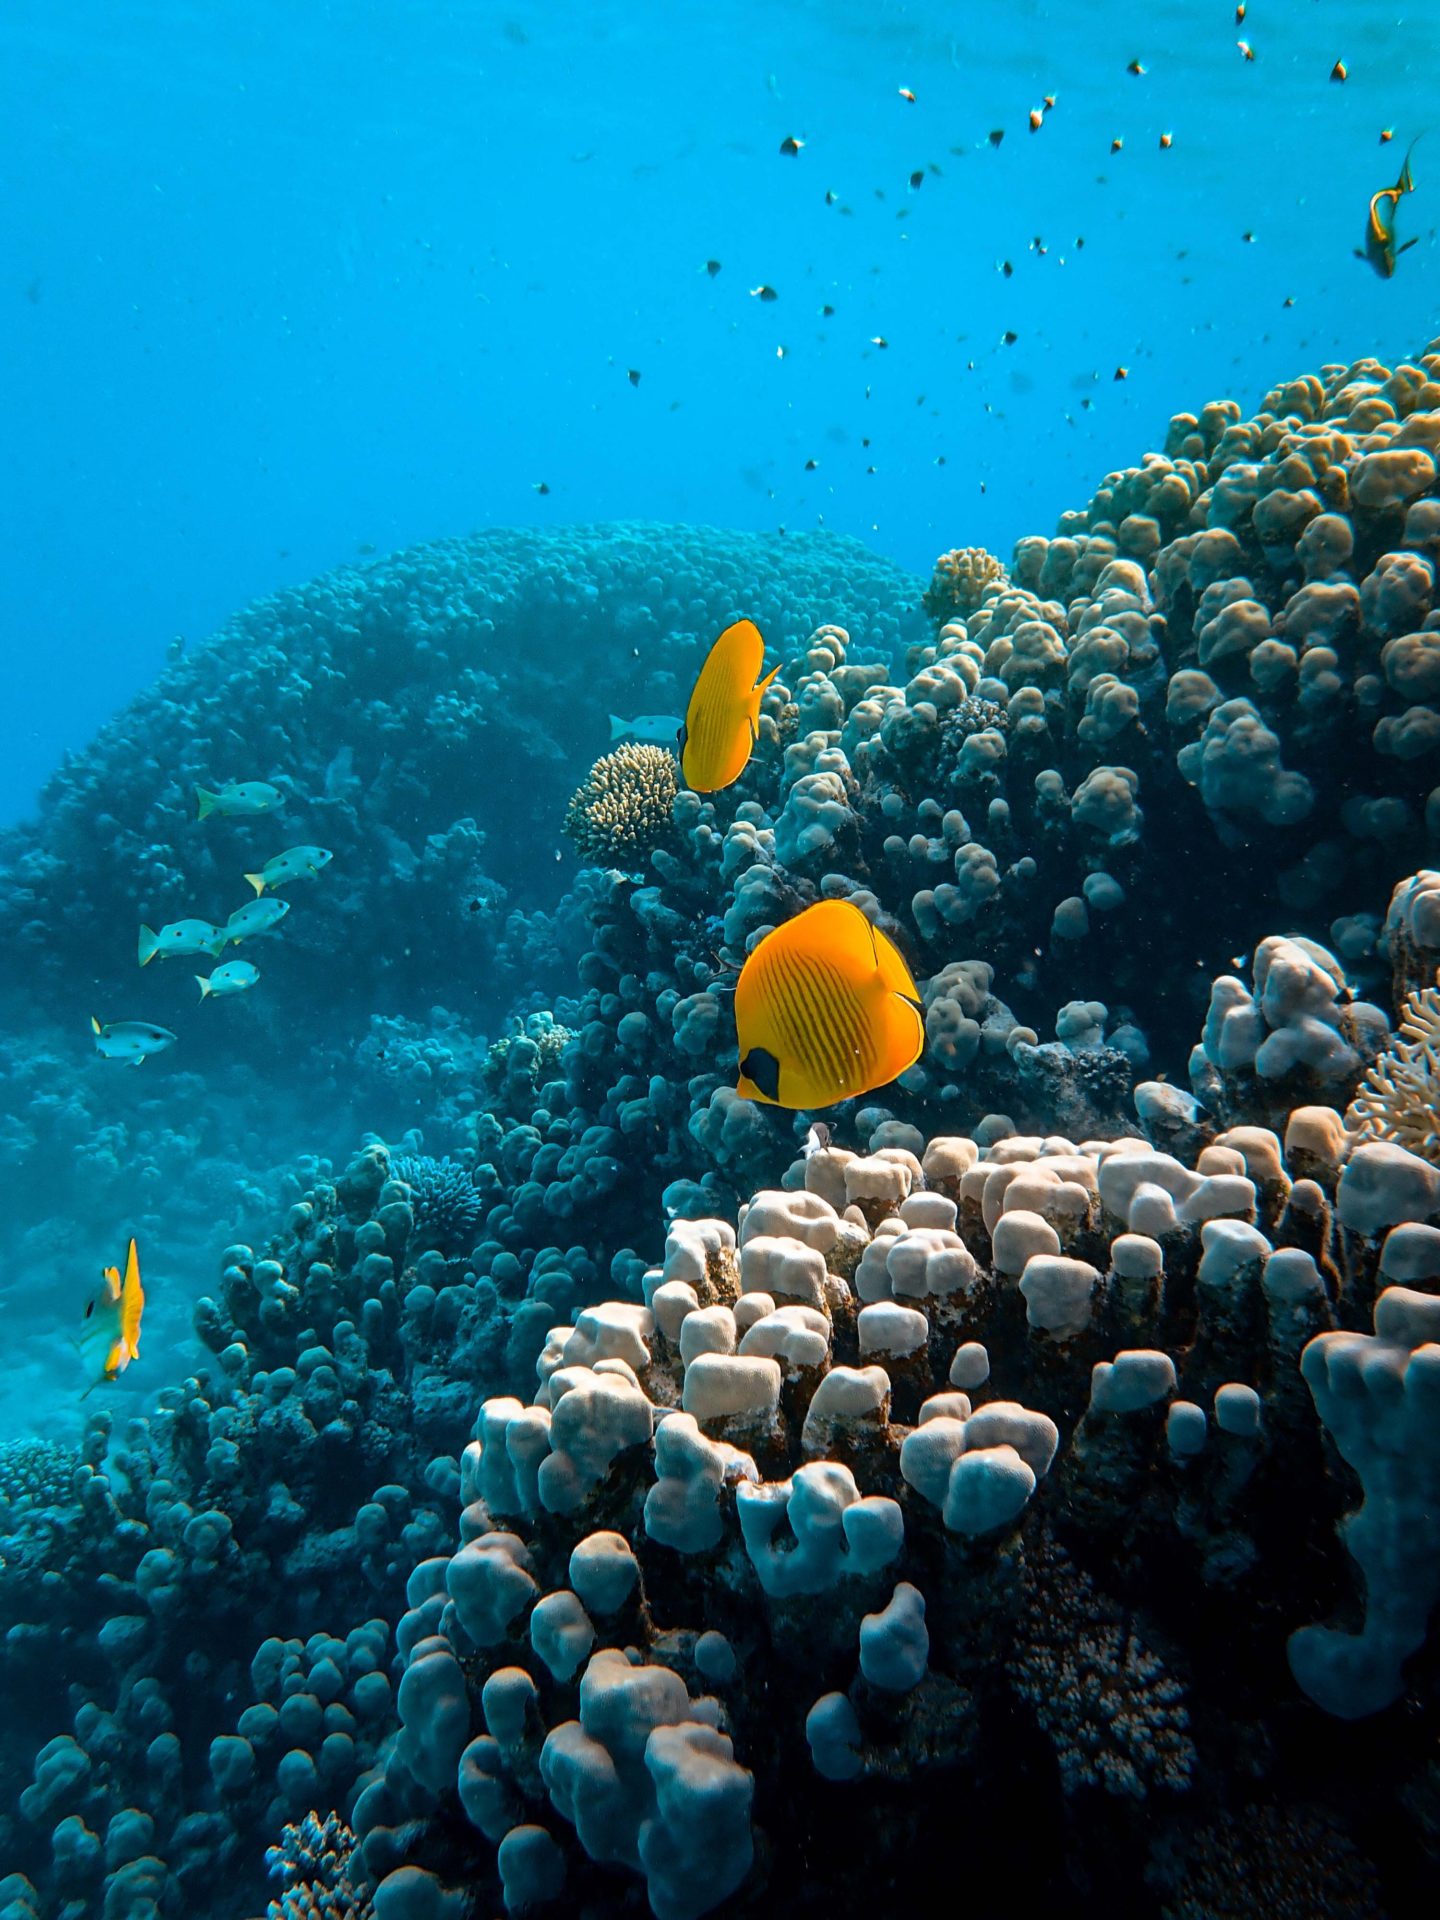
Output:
[
  {"xmin": 1346, "ymin": 973, "xmax": 1440, "ymax": 1160},
  {"xmin": 563, "ymin": 743, "xmax": 681, "ymax": 864},
  {"xmin": 921, "ymin": 546, "xmax": 1009, "ymax": 623},
  {"xmin": 265, "ymin": 1810, "xmax": 375, "ymax": 1920}
]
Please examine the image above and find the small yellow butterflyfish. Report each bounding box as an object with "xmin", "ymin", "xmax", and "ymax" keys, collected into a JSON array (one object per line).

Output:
[
  {"xmin": 680, "ymin": 619, "xmax": 780, "ymax": 794},
  {"xmin": 79, "ymin": 1239, "xmax": 144, "ymax": 1396}
]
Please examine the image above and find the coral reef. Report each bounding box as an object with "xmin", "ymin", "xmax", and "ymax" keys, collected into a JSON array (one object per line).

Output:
[
  {"xmin": 8, "ymin": 338, "xmax": 1440, "ymax": 1917},
  {"xmin": 563, "ymin": 744, "xmax": 681, "ymax": 864},
  {"xmin": 921, "ymin": 545, "xmax": 1009, "ymax": 623}
]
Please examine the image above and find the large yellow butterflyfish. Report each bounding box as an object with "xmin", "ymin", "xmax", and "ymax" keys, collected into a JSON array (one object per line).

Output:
[{"xmin": 734, "ymin": 899, "xmax": 924, "ymax": 1109}]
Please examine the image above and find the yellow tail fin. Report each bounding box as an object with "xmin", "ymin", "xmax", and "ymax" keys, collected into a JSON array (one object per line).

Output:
[
  {"xmin": 244, "ymin": 871, "xmax": 266, "ymax": 896},
  {"xmin": 196, "ymin": 786, "xmax": 218, "ymax": 820},
  {"xmin": 197, "ymin": 975, "xmax": 212, "ymax": 998},
  {"xmin": 138, "ymin": 926, "xmax": 158, "ymax": 967},
  {"xmin": 91, "ymin": 1016, "xmax": 103, "ymax": 1036}
]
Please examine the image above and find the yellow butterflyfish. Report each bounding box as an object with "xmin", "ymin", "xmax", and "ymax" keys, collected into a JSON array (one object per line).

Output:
[
  {"xmin": 734, "ymin": 899, "xmax": 924, "ymax": 1109},
  {"xmin": 79, "ymin": 1239, "xmax": 144, "ymax": 1395},
  {"xmin": 680, "ymin": 619, "xmax": 780, "ymax": 794}
]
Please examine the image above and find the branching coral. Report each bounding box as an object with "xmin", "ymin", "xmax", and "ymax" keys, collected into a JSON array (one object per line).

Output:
[
  {"xmin": 265, "ymin": 1811, "xmax": 375, "ymax": 1920},
  {"xmin": 388, "ymin": 1153, "xmax": 484, "ymax": 1253},
  {"xmin": 563, "ymin": 743, "xmax": 680, "ymax": 864},
  {"xmin": 922, "ymin": 545, "xmax": 1009, "ymax": 623},
  {"xmin": 1346, "ymin": 975, "xmax": 1440, "ymax": 1160},
  {"xmin": 1009, "ymin": 1540, "xmax": 1195, "ymax": 1798}
]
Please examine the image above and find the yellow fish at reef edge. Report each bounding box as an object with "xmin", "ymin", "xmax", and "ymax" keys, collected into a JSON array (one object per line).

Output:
[
  {"xmin": 1360, "ymin": 138, "xmax": 1420, "ymax": 278},
  {"xmin": 80, "ymin": 1238, "xmax": 144, "ymax": 1395},
  {"xmin": 680, "ymin": 619, "xmax": 780, "ymax": 793},
  {"xmin": 734, "ymin": 898, "xmax": 924, "ymax": 1109}
]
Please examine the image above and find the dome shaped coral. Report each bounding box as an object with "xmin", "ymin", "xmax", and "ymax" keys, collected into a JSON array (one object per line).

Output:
[{"xmin": 922, "ymin": 545, "xmax": 1009, "ymax": 624}]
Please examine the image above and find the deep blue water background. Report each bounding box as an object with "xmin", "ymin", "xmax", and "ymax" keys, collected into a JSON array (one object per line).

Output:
[{"xmin": 3, "ymin": 0, "xmax": 1437, "ymax": 828}]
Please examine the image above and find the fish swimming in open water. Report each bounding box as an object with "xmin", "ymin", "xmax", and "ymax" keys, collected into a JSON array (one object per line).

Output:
[
  {"xmin": 197, "ymin": 960, "xmax": 261, "ymax": 998},
  {"xmin": 196, "ymin": 780, "xmax": 285, "ymax": 820},
  {"xmin": 734, "ymin": 898, "xmax": 924, "ymax": 1109},
  {"xmin": 609, "ymin": 713, "xmax": 683, "ymax": 747},
  {"xmin": 244, "ymin": 846, "xmax": 333, "ymax": 895},
  {"xmin": 91, "ymin": 1018, "xmax": 177, "ymax": 1064},
  {"xmin": 1359, "ymin": 138, "xmax": 1420, "ymax": 277},
  {"xmin": 680, "ymin": 619, "xmax": 780, "ymax": 794},
  {"xmin": 79, "ymin": 1238, "xmax": 144, "ymax": 1395},
  {"xmin": 138, "ymin": 919, "xmax": 228, "ymax": 965},
  {"xmin": 225, "ymin": 897, "xmax": 290, "ymax": 945}
]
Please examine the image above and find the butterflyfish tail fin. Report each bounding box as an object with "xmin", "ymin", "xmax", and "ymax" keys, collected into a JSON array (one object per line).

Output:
[
  {"xmin": 138, "ymin": 926, "xmax": 158, "ymax": 967},
  {"xmin": 244, "ymin": 871, "xmax": 266, "ymax": 896},
  {"xmin": 197, "ymin": 975, "xmax": 212, "ymax": 998},
  {"xmin": 196, "ymin": 786, "xmax": 218, "ymax": 819}
]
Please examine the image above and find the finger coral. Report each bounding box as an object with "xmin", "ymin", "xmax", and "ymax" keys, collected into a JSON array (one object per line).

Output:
[{"xmin": 563, "ymin": 744, "xmax": 680, "ymax": 863}]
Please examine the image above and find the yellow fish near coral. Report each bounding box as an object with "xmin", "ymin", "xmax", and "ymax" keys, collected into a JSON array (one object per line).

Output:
[
  {"xmin": 734, "ymin": 898, "xmax": 924, "ymax": 1109},
  {"xmin": 680, "ymin": 619, "xmax": 779, "ymax": 793},
  {"xmin": 79, "ymin": 1239, "xmax": 144, "ymax": 1396},
  {"xmin": 1360, "ymin": 138, "xmax": 1420, "ymax": 278}
]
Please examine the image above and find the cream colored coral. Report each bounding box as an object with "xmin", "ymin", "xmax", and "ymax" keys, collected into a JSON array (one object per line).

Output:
[
  {"xmin": 1346, "ymin": 975, "xmax": 1440, "ymax": 1162},
  {"xmin": 562, "ymin": 742, "xmax": 679, "ymax": 862}
]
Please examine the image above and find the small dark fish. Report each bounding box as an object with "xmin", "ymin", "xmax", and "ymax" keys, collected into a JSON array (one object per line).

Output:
[
  {"xmin": 1235, "ymin": 3, "xmax": 1246, "ymax": 19},
  {"xmin": 1114, "ymin": 365, "xmax": 1129, "ymax": 380},
  {"xmin": 988, "ymin": 128, "xmax": 1004, "ymax": 148},
  {"xmin": 750, "ymin": 284, "xmax": 778, "ymax": 301},
  {"xmin": 1028, "ymin": 109, "xmax": 1043, "ymax": 131},
  {"xmin": 1110, "ymin": 136, "xmax": 1124, "ymax": 153},
  {"xmin": 825, "ymin": 188, "xmax": 838, "ymax": 205},
  {"xmin": 1159, "ymin": 131, "xmax": 1173, "ymax": 149},
  {"xmin": 1359, "ymin": 138, "xmax": 1420, "ymax": 277},
  {"xmin": 803, "ymin": 1120, "xmax": 833, "ymax": 1157},
  {"xmin": 1242, "ymin": 230, "xmax": 1256, "ymax": 243},
  {"xmin": 780, "ymin": 135, "xmax": 804, "ymax": 156},
  {"xmin": 898, "ymin": 87, "xmax": 916, "ymax": 103},
  {"xmin": 804, "ymin": 458, "xmax": 818, "ymax": 470},
  {"xmin": 1043, "ymin": 94, "xmax": 1057, "ymax": 111},
  {"xmin": 1127, "ymin": 59, "xmax": 1146, "ymax": 76},
  {"xmin": 870, "ymin": 335, "xmax": 888, "ymax": 348},
  {"xmin": 1002, "ymin": 329, "xmax": 1018, "ymax": 344},
  {"xmin": 821, "ymin": 303, "xmax": 835, "ymax": 316},
  {"xmin": 534, "ymin": 481, "xmax": 550, "ymax": 494},
  {"xmin": 1237, "ymin": 40, "xmax": 1255, "ymax": 62},
  {"xmin": 1000, "ymin": 259, "xmax": 1014, "ymax": 276},
  {"xmin": 909, "ymin": 170, "xmax": 924, "ymax": 189},
  {"xmin": 1282, "ymin": 296, "xmax": 1295, "ymax": 307},
  {"xmin": 706, "ymin": 259, "xmax": 722, "ymax": 276},
  {"xmin": 628, "ymin": 369, "xmax": 641, "ymax": 386},
  {"xmin": 1380, "ymin": 128, "xmax": 1395, "ymax": 145},
  {"xmin": 1330, "ymin": 59, "xmax": 1347, "ymax": 84}
]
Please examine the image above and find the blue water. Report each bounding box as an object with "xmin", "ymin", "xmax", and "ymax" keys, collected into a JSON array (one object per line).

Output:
[{"xmin": 4, "ymin": 0, "xmax": 1434, "ymax": 825}]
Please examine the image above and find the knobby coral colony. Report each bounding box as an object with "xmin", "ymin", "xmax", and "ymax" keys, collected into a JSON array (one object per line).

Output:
[{"xmin": 5, "ymin": 341, "xmax": 1440, "ymax": 1916}]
